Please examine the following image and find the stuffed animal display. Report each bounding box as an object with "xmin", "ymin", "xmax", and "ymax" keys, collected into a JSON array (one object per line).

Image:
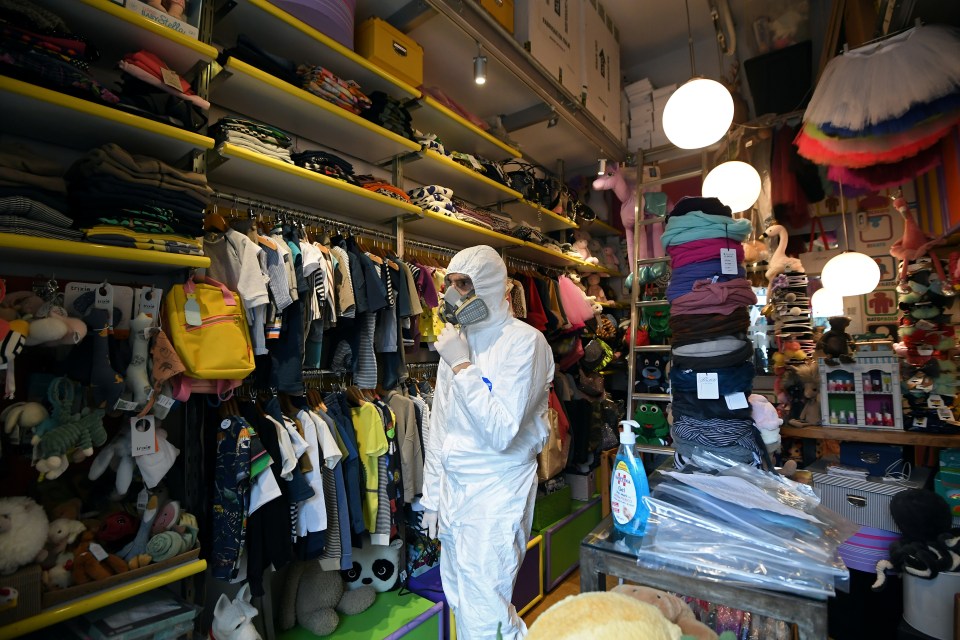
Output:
[
  {"xmin": 636, "ymin": 355, "xmax": 668, "ymax": 394},
  {"xmin": 212, "ymin": 584, "xmax": 262, "ymax": 640},
  {"xmin": 571, "ymin": 229, "xmax": 600, "ymax": 265},
  {"xmin": 281, "ymin": 561, "xmax": 376, "ymax": 637},
  {"xmin": 0, "ymin": 496, "xmax": 49, "ymax": 575}
]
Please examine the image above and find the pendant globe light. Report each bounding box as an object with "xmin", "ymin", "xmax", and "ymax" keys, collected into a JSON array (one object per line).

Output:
[
  {"xmin": 662, "ymin": 0, "xmax": 734, "ymax": 149},
  {"xmin": 702, "ymin": 160, "xmax": 761, "ymax": 213},
  {"xmin": 820, "ymin": 180, "xmax": 881, "ymax": 296},
  {"xmin": 811, "ymin": 287, "xmax": 844, "ymax": 318}
]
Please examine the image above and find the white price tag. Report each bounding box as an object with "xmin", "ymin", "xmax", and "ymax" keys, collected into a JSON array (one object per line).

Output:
[
  {"xmin": 114, "ymin": 398, "xmax": 139, "ymax": 412},
  {"xmin": 724, "ymin": 392, "xmax": 749, "ymax": 410},
  {"xmin": 130, "ymin": 415, "xmax": 158, "ymax": 457},
  {"xmin": 155, "ymin": 395, "xmax": 175, "ymax": 409},
  {"xmin": 184, "ymin": 294, "xmax": 202, "ymax": 327},
  {"xmin": 937, "ymin": 407, "xmax": 954, "ymax": 421},
  {"xmin": 136, "ymin": 488, "xmax": 149, "ymax": 514},
  {"xmin": 696, "ymin": 373, "xmax": 719, "ymax": 399},
  {"xmin": 137, "ymin": 287, "xmax": 162, "ymax": 320},
  {"xmin": 928, "ymin": 395, "xmax": 944, "ymax": 408},
  {"xmin": 720, "ymin": 248, "xmax": 738, "ymax": 275},
  {"xmin": 88, "ymin": 543, "xmax": 108, "ymax": 562},
  {"xmin": 913, "ymin": 416, "xmax": 928, "ymax": 429},
  {"xmin": 94, "ymin": 282, "xmax": 113, "ymax": 314}
]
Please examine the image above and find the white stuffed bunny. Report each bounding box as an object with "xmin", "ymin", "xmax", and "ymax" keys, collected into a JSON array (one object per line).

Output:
[{"xmin": 88, "ymin": 426, "xmax": 135, "ymax": 496}]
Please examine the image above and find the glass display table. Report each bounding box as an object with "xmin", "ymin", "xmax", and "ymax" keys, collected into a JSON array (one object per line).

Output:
[{"xmin": 580, "ymin": 516, "xmax": 829, "ymax": 639}]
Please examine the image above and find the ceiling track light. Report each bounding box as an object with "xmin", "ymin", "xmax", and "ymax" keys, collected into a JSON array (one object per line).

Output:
[
  {"xmin": 597, "ymin": 158, "xmax": 608, "ymax": 175},
  {"xmin": 473, "ymin": 43, "xmax": 487, "ymax": 86}
]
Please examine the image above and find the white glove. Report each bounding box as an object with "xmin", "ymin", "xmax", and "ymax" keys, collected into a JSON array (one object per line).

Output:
[
  {"xmin": 435, "ymin": 323, "xmax": 471, "ymax": 369},
  {"xmin": 421, "ymin": 509, "xmax": 439, "ymax": 539}
]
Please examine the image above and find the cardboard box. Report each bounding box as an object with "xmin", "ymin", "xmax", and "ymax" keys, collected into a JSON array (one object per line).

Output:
[
  {"xmin": 122, "ymin": 0, "xmax": 200, "ymax": 39},
  {"xmin": 579, "ymin": 0, "xmax": 620, "ymax": 137},
  {"xmin": 479, "ymin": 0, "xmax": 514, "ymax": 34},
  {"xmin": 515, "ymin": 0, "xmax": 581, "ymax": 97},
  {"xmin": 356, "ymin": 17, "xmax": 424, "ymax": 88},
  {"xmin": 564, "ymin": 470, "xmax": 597, "ymax": 501}
]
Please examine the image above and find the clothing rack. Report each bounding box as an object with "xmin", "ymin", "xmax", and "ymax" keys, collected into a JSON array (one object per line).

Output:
[
  {"xmin": 403, "ymin": 239, "xmax": 458, "ymax": 256},
  {"xmin": 504, "ymin": 256, "xmax": 566, "ymax": 277},
  {"xmin": 210, "ymin": 190, "xmax": 397, "ymax": 245},
  {"xmin": 406, "ymin": 362, "xmax": 439, "ymax": 380}
]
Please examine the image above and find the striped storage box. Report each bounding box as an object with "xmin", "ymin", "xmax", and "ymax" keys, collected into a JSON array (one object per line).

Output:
[{"xmin": 838, "ymin": 526, "xmax": 900, "ymax": 573}]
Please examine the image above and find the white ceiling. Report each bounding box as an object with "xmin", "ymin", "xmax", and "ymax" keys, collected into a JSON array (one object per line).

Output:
[{"xmin": 602, "ymin": 0, "xmax": 719, "ymax": 68}]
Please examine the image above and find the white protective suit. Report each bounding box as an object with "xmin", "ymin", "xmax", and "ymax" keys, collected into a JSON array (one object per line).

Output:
[{"xmin": 421, "ymin": 245, "xmax": 554, "ymax": 639}]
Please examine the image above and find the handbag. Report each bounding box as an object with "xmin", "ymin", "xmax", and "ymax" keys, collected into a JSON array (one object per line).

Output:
[
  {"xmin": 537, "ymin": 390, "xmax": 571, "ymax": 482},
  {"xmin": 163, "ymin": 275, "xmax": 255, "ymax": 399}
]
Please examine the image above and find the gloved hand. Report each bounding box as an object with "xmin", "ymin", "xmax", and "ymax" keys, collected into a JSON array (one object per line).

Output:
[
  {"xmin": 435, "ymin": 323, "xmax": 471, "ymax": 369},
  {"xmin": 421, "ymin": 509, "xmax": 439, "ymax": 539}
]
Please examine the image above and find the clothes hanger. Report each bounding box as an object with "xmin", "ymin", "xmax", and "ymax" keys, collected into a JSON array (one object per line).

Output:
[{"xmin": 203, "ymin": 201, "xmax": 228, "ymax": 232}]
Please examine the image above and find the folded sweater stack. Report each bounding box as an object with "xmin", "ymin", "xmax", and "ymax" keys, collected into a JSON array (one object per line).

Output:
[{"xmin": 211, "ymin": 117, "xmax": 294, "ymax": 164}]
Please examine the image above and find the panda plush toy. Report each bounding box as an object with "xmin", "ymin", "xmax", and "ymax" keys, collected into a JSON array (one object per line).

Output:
[{"xmin": 342, "ymin": 536, "xmax": 404, "ymax": 592}]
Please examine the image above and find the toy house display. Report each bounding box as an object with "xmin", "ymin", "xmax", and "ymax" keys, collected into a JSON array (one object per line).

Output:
[{"xmin": 819, "ymin": 355, "xmax": 903, "ymax": 429}]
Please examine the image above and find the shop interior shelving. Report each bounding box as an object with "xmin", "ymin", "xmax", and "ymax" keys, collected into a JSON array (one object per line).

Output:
[
  {"xmin": 38, "ymin": 0, "xmax": 218, "ymax": 73},
  {"xmin": 399, "ymin": 149, "xmax": 522, "ymax": 205},
  {"xmin": 498, "ymin": 199, "xmax": 578, "ymax": 234},
  {"xmin": 406, "ymin": 210, "xmax": 525, "ymax": 249},
  {"xmin": 206, "ymin": 143, "xmax": 423, "ymax": 224},
  {"xmin": 0, "ymin": 235, "xmax": 211, "ymax": 274},
  {"xmin": 209, "ymin": 58, "xmax": 420, "ymax": 164},
  {"xmin": 406, "ymin": 95, "xmax": 522, "ymax": 161},
  {"xmin": 780, "ymin": 425, "xmax": 960, "ymax": 447},
  {"xmin": 0, "ymin": 76, "xmax": 214, "ymax": 161}
]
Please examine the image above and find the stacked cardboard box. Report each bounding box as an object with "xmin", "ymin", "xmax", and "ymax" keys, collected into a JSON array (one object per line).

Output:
[{"xmin": 623, "ymin": 78, "xmax": 676, "ymax": 150}]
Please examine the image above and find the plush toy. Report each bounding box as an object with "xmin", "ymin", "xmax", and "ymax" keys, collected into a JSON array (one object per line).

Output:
[
  {"xmin": 281, "ymin": 562, "xmax": 376, "ymax": 637},
  {"xmin": 71, "ymin": 531, "xmax": 129, "ymax": 584},
  {"xmin": 588, "ymin": 237, "xmax": 604, "ymax": 259},
  {"xmin": 764, "ymin": 225, "xmax": 805, "ymax": 281},
  {"xmin": 820, "ymin": 316, "xmax": 855, "ymax": 366},
  {"xmin": 212, "ymin": 583, "xmax": 262, "ymax": 640},
  {"xmin": 97, "ymin": 511, "xmax": 139, "ymax": 546},
  {"xmin": 786, "ymin": 362, "xmax": 821, "ymax": 428},
  {"xmin": 890, "ymin": 192, "xmax": 944, "ymax": 285},
  {"xmin": 585, "ymin": 274, "xmax": 607, "ymax": 302},
  {"xmin": 749, "ymin": 394, "xmax": 783, "ymax": 454},
  {"xmin": 594, "ymin": 162, "xmax": 665, "ymax": 268},
  {"xmin": 633, "ymin": 403, "xmax": 669, "ymax": 445},
  {"xmin": 571, "ymin": 229, "xmax": 600, "ymax": 265},
  {"xmin": 126, "ymin": 313, "xmax": 153, "ymax": 407},
  {"xmin": 527, "ymin": 591, "xmax": 682, "ymax": 640},
  {"xmin": 119, "ymin": 496, "xmax": 158, "ymax": 561},
  {"xmin": 613, "ymin": 584, "xmax": 718, "ymax": 640},
  {"xmin": 0, "ymin": 496, "xmax": 49, "ymax": 574},
  {"xmin": 39, "ymin": 518, "xmax": 86, "ymax": 569},
  {"xmin": 781, "ymin": 339, "xmax": 807, "ymax": 363},
  {"xmin": 343, "ymin": 537, "xmax": 403, "ymax": 592},
  {"xmin": 636, "ymin": 355, "xmax": 668, "ymax": 394},
  {"xmin": 41, "ymin": 552, "xmax": 74, "ymax": 590},
  {"xmin": 873, "ymin": 489, "xmax": 960, "ymax": 590},
  {"xmin": 88, "ymin": 426, "xmax": 136, "ymax": 496},
  {"xmin": 2, "ymin": 401, "xmax": 48, "ymax": 446},
  {"xmin": 31, "ymin": 377, "xmax": 107, "ymax": 479},
  {"xmin": 602, "ymin": 246, "xmax": 621, "ymax": 272}
]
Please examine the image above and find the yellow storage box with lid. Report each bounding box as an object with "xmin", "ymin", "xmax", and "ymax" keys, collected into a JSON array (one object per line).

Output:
[
  {"xmin": 478, "ymin": 0, "xmax": 513, "ymax": 34},
  {"xmin": 355, "ymin": 17, "xmax": 424, "ymax": 89}
]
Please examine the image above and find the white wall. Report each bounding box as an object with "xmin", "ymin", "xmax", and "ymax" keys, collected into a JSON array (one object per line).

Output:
[{"xmin": 622, "ymin": 35, "xmax": 723, "ymax": 89}]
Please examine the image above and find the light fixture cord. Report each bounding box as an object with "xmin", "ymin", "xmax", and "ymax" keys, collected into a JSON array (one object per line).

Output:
[
  {"xmin": 838, "ymin": 178, "xmax": 850, "ymax": 252},
  {"xmin": 684, "ymin": 0, "xmax": 697, "ymax": 77}
]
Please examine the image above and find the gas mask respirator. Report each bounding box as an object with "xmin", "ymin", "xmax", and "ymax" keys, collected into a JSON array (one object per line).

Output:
[{"xmin": 443, "ymin": 285, "xmax": 488, "ymax": 326}]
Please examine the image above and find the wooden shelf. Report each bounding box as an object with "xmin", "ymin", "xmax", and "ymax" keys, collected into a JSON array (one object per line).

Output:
[
  {"xmin": 214, "ymin": 0, "xmax": 419, "ymax": 100},
  {"xmin": 210, "ymin": 58, "xmax": 419, "ymax": 164},
  {"xmin": 498, "ymin": 199, "xmax": 577, "ymax": 233},
  {"xmin": 0, "ymin": 77, "xmax": 214, "ymax": 160},
  {"xmin": 208, "ymin": 144, "xmax": 422, "ymax": 224},
  {"xmin": 405, "ymin": 210, "xmax": 524, "ymax": 250},
  {"xmin": 0, "ymin": 234, "xmax": 209, "ymax": 274},
  {"xmin": 0, "ymin": 559, "xmax": 206, "ymax": 640},
  {"xmin": 401, "ymin": 149, "xmax": 522, "ymax": 206},
  {"xmin": 581, "ymin": 218, "xmax": 621, "ymax": 236},
  {"xmin": 409, "ymin": 95, "xmax": 521, "ymax": 161},
  {"xmin": 781, "ymin": 425, "xmax": 960, "ymax": 447},
  {"xmin": 38, "ymin": 0, "xmax": 217, "ymax": 73},
  {"xmin": 633, "ymin": 392, "xmax": 672, "ymax": 401}
]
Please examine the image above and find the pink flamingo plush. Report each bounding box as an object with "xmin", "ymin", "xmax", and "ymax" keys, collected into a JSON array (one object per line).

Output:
[{"xmin": 593, "ymin": 163, "xmax": 664, "ymax": 270}]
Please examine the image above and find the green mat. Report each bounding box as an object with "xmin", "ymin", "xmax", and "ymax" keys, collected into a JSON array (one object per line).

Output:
[{"xmin": 278, "ymin": 590, "xmax": 440, "ymax": 639}]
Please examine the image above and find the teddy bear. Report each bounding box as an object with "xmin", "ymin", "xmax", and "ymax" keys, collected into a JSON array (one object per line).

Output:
[
  {"xmin": 585, "ymin": 273, "xmax": 607, "ymax": 302},
  {"xmin": 212, "ymin": 583, "xmax": 262, "ymax": 640},
  {"xmin": 527, "ymin": 590, "xmax": 683, "ymax": 640},
  {"xmin": 601, "ymin": 245, "xmax": 621, "ymax": 272},
  {"xmin": 820, "ymin": 316, "xmax": 855, "ymax": 366},
  {"xmin": 571, "ymin": 229, "xmax": 600, "ymax": 265},
  {"xmin": 613, "ymin": 584, "xmax": 719, "ymax": 640},
  {"xmin": 280, "ymin": 562, "xmax": 376, "ymax": 637},
  {"xmin": 71, "ymin": 531, "xmax": 129, "ymax": 584},
  {"xmin": 0, "ymin": 496, "xmax": 49, "ymax": 575}
]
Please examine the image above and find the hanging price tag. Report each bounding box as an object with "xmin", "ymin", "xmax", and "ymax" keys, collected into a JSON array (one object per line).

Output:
[
  {"xmin": 720, "ymin": 248, "xmax": 738, "ymax": 275},
  {"xmin": 155, "ymin": 394, "xmax": 176, "ymax": 410},
  {"xmin": 88, "ymin": 543, "xmax": 108, "ymax": 562},
  {"xmin": 937, "ymin": 407, "xmax": 955, "ymax": 421},
  {"xmin": 724, "ymin": 392, "xmax": 749, "ymax": 410},
  {"xmin": 137, "ymin": 286, "xmax": 162, "ymax": 320},
  {"xmin": 130, "ymin": 415, "xmax": 158, "ymax": 457},
  {"xmin": 114, "ymin": 398, "xmax": 139, "ymax": 412},
  {"xmin": 928, "ymin": 394, "xmax": 944, "ymax": 408},
  {"xmin": 913, "ymin": 416, "xmax": 928, "ymax": 429},
  {"xmin": 184, "ymin": 294, "xmax": 202, "ymax": 326},
  {"xmin": 696, "ymin": 373, "xmax": 719, "ymax": 399},
  {"xmin": 136, "ymin": 488, "xmax": 149, "ymax": 514},
  {"xmin": 161, "ymin": 67, "xmax": 182, "ymax": 91}
]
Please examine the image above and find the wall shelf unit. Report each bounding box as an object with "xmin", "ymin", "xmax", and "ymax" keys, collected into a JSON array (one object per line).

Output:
[
  {"xmin": 209, "ymin": 58, "xmax": 420, "ymax": 164},
  {"xmin": 214, "ymin": 0, "xmax": 420, "ymax": 100},
  {"xmin": 406, "ymin": 210, "xmax": 524, "ymax": 249},
  {"xmin": 407, "ymin": 95, "xmax": 521, "ymax": 161},
  {"xmin": 39, "ymin": 0, "xmax": 218, "ymax": 73},
  {"xmin": 400, "ymin": 149, "xmax": 522, "ymax": 205},
  {"xmin": 781, "ymin": 425, "xmax": 960, "ymax": 447},
  {"xmin": 498, "ymin": 199, "xmax": 577, "ymax": 233},
  {"xmin": 0, "ymin": 77, "xmax": 214, "ymax": 160},
  {"xmin": 207, "ymin": 143, "xmax": 423, "ymax": 224},
  {"xmin": 0, "ymin": 235, "xmax": 210, "ymax": 274}
]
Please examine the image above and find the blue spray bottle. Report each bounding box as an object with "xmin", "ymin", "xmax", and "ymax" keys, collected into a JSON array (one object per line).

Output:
[{"xmin": 610, "ymin": 420, "xmax": 651, "ymax": 537}]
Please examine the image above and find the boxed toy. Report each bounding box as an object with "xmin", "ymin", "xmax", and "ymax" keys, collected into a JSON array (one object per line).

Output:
[{"xmin": 122, "ymin": 0, "xmax": 202, "ymax": 40}]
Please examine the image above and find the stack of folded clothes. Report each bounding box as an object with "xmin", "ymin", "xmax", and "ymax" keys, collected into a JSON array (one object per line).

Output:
[
  {"xmin": 115, "ymin": 50, "xmax": 209, "ymax": 132},
  {"xmin": 210, "ymin": 117, "xmax": 293, "ymax": 164},
  {"xmin": 0, "ymin": 143, "xmax": 79, "ymax": 240},
  {"xmin": 415, "ymin": 131, "xmax": 446, "ymax": 155},
  {"xmin": 408, "ymin": 185, "xmax": 455, "ymax": 215},
  {"xmin": 291, "ymin": 150, "xmax": 357, "ymax": 184},
  {"xmin": 297, "ymin": 65, "xmax": 371, "ymax": 114},
  {"xmin": 0, "ymin": 0, "xmax": 117, "ymax": 106},
  {"xmin": 452, "ymin": 199, "xmax": 511, "ymax": 233},
  {"xmin": 355, "ymin": 176, "xmax": 411, "ymax": 202},
  {"xmin": 65, "ymin": 143, "xmax": 210, "ymax": 253},
  {"xmin": 362, "ymin": 91, "xmax": 414, "ymax": 140}
]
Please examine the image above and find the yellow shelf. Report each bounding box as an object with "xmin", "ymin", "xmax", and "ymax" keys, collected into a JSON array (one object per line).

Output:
[
  {"xmin": 37, "ymin": 0, "xmax": 216, "ymax": 73},
  {"xmin": 406, "ymin": 210, "xmax": 525, "ymax": 250},
  {"xmin": 214, "ymin": 0, "xmax": 420, "ymax": 100},
  {"xmin": 0, "ymin": 76, "xmax": 214, "ymax": 161},
  {"xmin": 0, "ymin": 559, "xmax": 206, "ymax": 639},
  {"xmin": 499, "ymin": 199, "xmax": 578, "ymax": 233},
  {"xmin": 208, "ymin": 143, "xmax": 423, "ymax": 224},
  {"xmin": 410, "ymin": 95, "xmax": 521, "ymax": 161},
  {"xmin": 507, "ymin": 242, "xmax": 621, "ymax": 273},
  {"xmin": 401, "ymin": 149, "xmax": 522, "ymax": 207},
  {"xmin": 0, "ymin": 234, "xmax": 209, "ymax": 273},
  {"xmin": 582, "ymin": 218, "xmax": 621, "ymax": 237},
  {"xmin": 210, "ymin": 58, "xmax": 419, "ymax": 164}
]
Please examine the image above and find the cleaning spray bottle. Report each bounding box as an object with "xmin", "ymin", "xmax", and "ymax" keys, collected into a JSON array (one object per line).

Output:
[{"xmin": 610, "ymin": 420, "xmax": 651, "ymax": 537}]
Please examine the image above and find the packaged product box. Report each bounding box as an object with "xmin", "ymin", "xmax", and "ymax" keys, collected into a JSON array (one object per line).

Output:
[
  {"xmin": 355, "ymin": 16, "xmax": 424, "ymax": 89},
  {"xmin": 579, "ymin": 0, "xmax": 620, "ymax": 138},
  {"xmin": 122, "ymin": 0, "xmax": 201, "ymax": 39},
  {"xmin": 515, "ymin": 0, "xmax": 581, "ymax": 97}
]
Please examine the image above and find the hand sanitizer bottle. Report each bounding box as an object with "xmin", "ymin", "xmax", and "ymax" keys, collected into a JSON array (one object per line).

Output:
[{"xmin": 610, "ymin": 420, "xmax": 650, "ymax": 537}]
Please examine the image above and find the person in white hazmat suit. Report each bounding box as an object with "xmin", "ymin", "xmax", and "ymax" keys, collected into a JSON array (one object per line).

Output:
[{"xmin": 420, "ymin": 245, "xmax": 554, "ymax": 639}]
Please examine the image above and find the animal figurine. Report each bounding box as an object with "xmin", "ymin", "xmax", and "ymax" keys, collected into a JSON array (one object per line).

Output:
[
  {"xmin": 282, "ymin": 562, "xmax": 376, "ymax": 637},
  {"xmin": 890, "ymin": 191, "xmax": 944, "ymax": 286},
  {"xmin": 764, "ymin": 225, "xmax": 805, "ymax": 281},
  {"xmin": 0, "ymin": 496, "xmax": 49, "ymax": 574},
  {"xmin": 212, "ymin": 583, "xmax": 262, "ymax": 640},
  {"xmin": 820, "ymin": 316, "xmax": 855, "ymax": 366},
  {"xmin": 613, "ymin": 584, "xmax": 718, "ymax": 640},
  {"xmin": 38, "ymin": 518, "xmax": 86, "ymax": 569},
  {"xmin": 601, "ymin": 245, "xmax": 621, "ymax": 271},
  {"xmin": 593, "ymin": 162, "xmax": 664, "ymax": 271}
]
